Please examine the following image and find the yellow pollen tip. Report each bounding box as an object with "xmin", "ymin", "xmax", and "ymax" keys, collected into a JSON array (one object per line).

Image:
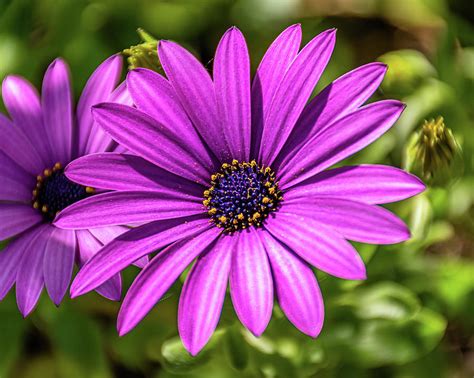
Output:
[
  {"xmin": 211, "ymin": 174, "xmax": 217, "ymax": 181},
  {"xmin": 36, "ymin": 175, "xmax": 43, "ymax": 182},
  {"xmin": 41, "ymin": 205, "xmax": 48, "ymax": 213},
  {"xmin": 232, "ymin": 159, "xmax": 239, "ymax": 165},
  {"xmin": 268, "ymin": 187, "xmax": 276, "ymax": 195},
  {"xmin": 43, "ymin": 169, "xmax": 52, "ymax": 177},
  {"xmin": 53, "ymin": 162, "xmax": 62, "ymax": 171},
  {"xmin": 262, "ymin": 197, "xmax": 270, "ymax": 204},
  {"xmin": 219, "ymin": 216, "xmax": 227, "ymax": 223},
  {"xmin": 203, "ymin": 190, "xmax": 210, "ymax": 197},
  {"xmin": 203, "ymin": 199, "xmax": 210, "ymax": 207},
  {"xmin": 208, "ymin": 208, "xmax": 217, "ymax": 215},
  {"xmin": 33, "ymin": 201, "xmax": 39, "ymax": 209},
  {"xmin": 252, "ymin": 212, "xmax": 261, "ymax": 220},
  {"xmin": 85, "ymin": 187, "xmax": 95, "ymax": 194},
  {"xmin": 237, "ymin": 213, "xmax": 244, "ymax": 220}
]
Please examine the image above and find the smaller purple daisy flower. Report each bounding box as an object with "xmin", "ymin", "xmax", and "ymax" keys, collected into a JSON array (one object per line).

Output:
[
  {"xmin": 0, "ymin": 55, "xmax": 138, "ymax": 316},
  {"xmin": 56, "ymin": 25, "xmax": 425, "ymax": 355}
]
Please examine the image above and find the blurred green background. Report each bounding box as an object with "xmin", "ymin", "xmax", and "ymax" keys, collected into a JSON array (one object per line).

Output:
[{"xmin": 0, "ymin": 0, "xmax": 473, "ymax": 377}]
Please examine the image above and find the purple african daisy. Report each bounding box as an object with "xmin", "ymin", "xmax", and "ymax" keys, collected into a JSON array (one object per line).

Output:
[
  {"xmin": 56, "ymin": 25, "xmax": 425, "ymax": 355},
  {"xmin": 0, "ymin": 55, "xmax": 137, "ymax": 316}
]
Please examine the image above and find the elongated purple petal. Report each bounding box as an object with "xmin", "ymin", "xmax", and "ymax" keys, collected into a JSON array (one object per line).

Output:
[
  {"xmin": 275, "ymin": 62, "xmax": 387, "ymax": 169},
  {"xmin": 77, "ymin": 54, "xmax": 123, "ymax": 155},
  {"xmin": 279, "ymin": 100, "xmax": 405, "ymax": 188},
  {"xmin": 259, "ymin": 230, "xmax": 324, "ymax": 337},
  {"xmin": 158, "ymin": 40, "xmax": 231, "ymax": 162},
  {"xmin": 55, "ymin": 191, "xmax": 204, "ymax": 229},
  {"xmin": 214, "ymin": 27, "xmax": 251, "ymax": 161},
  {"xmin": 0, "ymin": 204, "xmax": 43, "ymax": 241},
  {"xmin": 85, "ymin": 81, "xmax": 133, "ymax": 154},
  {"xmin": 42, "ymin": 58, "xmax": 73, "ymax": 163},
  {"xmin": 0, "ymin": 226, "xmax": 44, "ymax": 300},
  {"xmin": 0, "ymin": 113, "xmax": 46, "ymax": 174},
  {"xmin": 2, "ymin": 76, "xmax": 52, "ymax": 165},
  {"xmin": 251, "ymin": 24, "xmax": 302, "ymax": 156},
  {"xmin": 179, "ymin": 235, "xmax": 232, "ymax": 356},
  {"xmin": 258, "ymin": 29, "xmax": 336, "ymax": 165},
  {"xmin": 65, "ymin": 153, "xmax": 204, "ymax": 197},
  {"xmin": 283, "ymin": 197, "xmax": 410, "ymax": 244},
  {"xmin": 118, "ymin": 227, "xmax": 221, "ymax": 336},
  {"xmin": 265, "ymin": 211, "xmax": 366, "ymax": 280},
  {"xmin": 76, "ymin": 230, "xmax": 122, "ymax": 301},
  {"xmin": 127, "ymin": 68, "xmax": 217, "ymax": 167},
  {"xmin": 16, "ymin": 224, "xmax": 54, "ymax": 317},
  {"xmin": 71, "ymin": 215, "xmax": 211, "ymax": 297},
  {"xmin": 285, "ymin": 164, "xmax": 425, "ymax": 204},
  {"xmin": 230, "ymin": 228, "xmax": 273, "ymax": 336},
  {"xmin": 0, "ymin": 151, "xmax": 36, "ymax": 202},
  {"xmin": 43, "ymin": 228, "xmax": 76, "ymax": 305},
  {"xmin": 92, "ymin": 103, "xmax": 212, "ymax": 184}
]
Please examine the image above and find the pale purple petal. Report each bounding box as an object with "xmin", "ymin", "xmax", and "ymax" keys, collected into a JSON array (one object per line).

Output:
[
  {"xmin": 2, "ymin": 75, "xmax": 52, "ymax": 165},
  {"xmin": 282, "ymin": 197, "xmax": 411, "ymax": 244},
  {"xmin": 285, "ymin": 164, "xmax": 425, "ymax": 204},
  {"xmin": 92, "ymin": 103, "xmax": 213, "ymax": 184},
  {"xmin": 251, "ymin": 24, "xmax": 302, "ymax": 156},
  {"xmin": 179, "ymin": 235, "xmax": 232, "ymax": 356},
  {"xmin": 0, "ymin": 226, "xmax": 44, "ymax": 300},
  {"xmin": 118, "ymin": 227, "xmax": 221, "ymax": 336},
  {"xmin": 0, "ymin": 151, "xmax": 36, "ymax": 202},
  {"xmin": 54, "ymin": 191, "xmax": 204, "ymax": 229},
  {"xmin": 127, "ymin": 68, "xmax": 217, "ymax": 167},
  {"xmin": 230, "ymin": 228, "xmax": 273, "ymax": 336},
  {"xmin": 77, "ymin": 54, "xmax": 123, "ymax": 155},
  {"xmin": 278, "ymin": 100, "xmax": 405, "ymax": 188},
  {"xmin": 0, "ymin": 113, "xmax": 46, "ymax": 174},
  {"xmin": 0, "ymin": 204, "xmax": 43, "ymax": 241},
  {"xmin": 75, "ymin": 230, "xmax": 122, "ymax": 301},
  {"xmin": 43, "ymin": 227, "xmax": 76, "ymax": 305},
  {"xmin": 259, "ymin": 230, "xmax": 324, "ymax": 337},
  {"xmin": 265, "ymin": 211, "xmax": 366, "ymax": 280},
  {"xmin": 42, "ymin": 58, "xmax": 73, "ymax": 163},
  {"xmin": 214, "ymin": 27, "xmax": 251, "ymax": 161},
  {"xmin": 158, "ymin": 40, "xmax": 231, "ymax": 162},
  {"xmin": 16, "ymin": 224, "xmax": 54, "ymax": 317},
  {"xmin": 275, "ymin": 62, "xmax": 387, "ymax": 169},
  {"xmin": 65, "ymin": 153, "xmax": 204, "ymax": 197},
  {"xmin": 71, "ymin": 215, "xmax": 211, "ymax": 298},
  {"xmin": 258, "ymin": 29, "xmax": 336, "ymax": 165}
]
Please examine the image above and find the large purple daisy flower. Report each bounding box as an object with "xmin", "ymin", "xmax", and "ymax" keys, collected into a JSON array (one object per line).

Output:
[
  {"xmin": 0, "ymin": 55, "xmax": 135, "ymax": 316},
  {"xmin": 56, "ymin": 25, "xmax": 425, "ymax": 355}
]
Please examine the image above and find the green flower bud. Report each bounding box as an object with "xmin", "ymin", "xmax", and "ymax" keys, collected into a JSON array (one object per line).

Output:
[
  {"xmin": 405, "ymin": 116, "xmax": 463, "ymax": 186},
  {"xmin": 123, "ymin": 28, "xmax": 162, "ymax": 72}
]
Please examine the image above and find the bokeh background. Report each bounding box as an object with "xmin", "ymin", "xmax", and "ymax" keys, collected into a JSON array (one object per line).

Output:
[{"xmin": 0, "ymin": 0, "xmax": 473, "ymax": 377}]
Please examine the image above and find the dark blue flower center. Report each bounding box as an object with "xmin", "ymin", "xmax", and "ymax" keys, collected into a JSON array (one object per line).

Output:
[
  {"xmin": 32, "ymin": 163, "xmax": 94, "ymax": 221},
  {"xmin": 203, "ymin": 160, "xmax": 282, "ymax": 232}
]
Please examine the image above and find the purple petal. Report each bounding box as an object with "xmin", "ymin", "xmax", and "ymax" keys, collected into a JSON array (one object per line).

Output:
[
  {"xmin": 285, "ymin": 164, "xmax": 425, "ymax": 205},
  {"xmin": 283, "ymin": 197, "xmax": 411, "ymax": 244},
  {"xmin": 77, "ymin": 54, "xmax": 123, "ymax": 155},
  {"xmin": 2, "ymin": 75, "xmax": 52, "ymax": 165},
  {"xmin": 16, "ymin": 224, "xmax": 54, "ymax": 317},
  {"xmin": 43, "ymin": 227, "xmax": 76, "ymax": 305},
  {"xmin": 92, "ymin": 103, "xmax": 212, "ymax": 184},
  {"xmin": 85, "ymin": 81, "xmax": 132, "ymax": 154},
  {"xmin": 70, "ymin": 215, "xmax": 211, "ymax": 297},
  {"xmin": 65, "ymin": 153, "xmax": 204, "ymax": 197},
  {"xmin": 0, "ymin": 226, "xmax": 45, "ymax": 300},
  {"xmin": 158, "ymin": 40, "xmax": 230, "ymax": 162},
  {"xmin": 258, "ymin": 29, "xmax": 336, "ymax": 165},
  {"xmin": 42, "ymin": 58, "xmax": 73, "ymax": 163},
  {"xmin": 259, "ymin": 230, "xmax": 324, "ymax": 337},
  {"xmin": 75, "ymin": 230, "xmax": 122, "ymax": 301},
  {"xmin": 127, "ymin": 68, "xmax": 217, "ymax": 167},
  {"xmin": 230, "ymin": 228, "xmax": 273, "ymax": 336},
  {"xmin": 275, "ymin": 62, "xmax": 387, "ymax": 168},
  {"xmin": 54, "ymin": 191, "xmax": 204, "ymax": 229},
  {"xmin": 0, "ymin": 204, "xmax": 43, "ymax": 241},
  {"xmin": 251, "ymin": 24, "xmax": 302, "ymax": 156},
  {"xmin": 265, "ymin": 211, "xmax": 366, "ymax": 280},
  {"xmin": 117, "ymin": 227, "xmax": 221, "ymax": 336},
  {"xmin": 278, "ymin": 100, "xmax": 405, "ymax": 188},
  {"xmin": 214, "ymin": 27, "xmax": 251, "ymax": 161},
  {"xmin": 0, "ymin": 113, "xmax": 46, "ymax": 174},
  {"xmin": 179, "ymin": 235, "xmax": 232, "ymax": 356},
  {"xmin": 0, "ymin": 151, "xmax": 36, "ymax": 202}
]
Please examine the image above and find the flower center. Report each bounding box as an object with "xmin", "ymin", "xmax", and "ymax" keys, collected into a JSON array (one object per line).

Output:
[
  {"xmin": 203, "ymin": 160, "xmax": 282, "ymax": 232},
  {"xmin": 32, "ymin": 163, "xmax": 94, "ymax": 221}
]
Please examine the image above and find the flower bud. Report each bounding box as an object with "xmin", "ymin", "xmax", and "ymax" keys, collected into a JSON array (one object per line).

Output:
[{"xmin": 123, "ymin": 28, "xmax": 162, "ymax": 72}]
